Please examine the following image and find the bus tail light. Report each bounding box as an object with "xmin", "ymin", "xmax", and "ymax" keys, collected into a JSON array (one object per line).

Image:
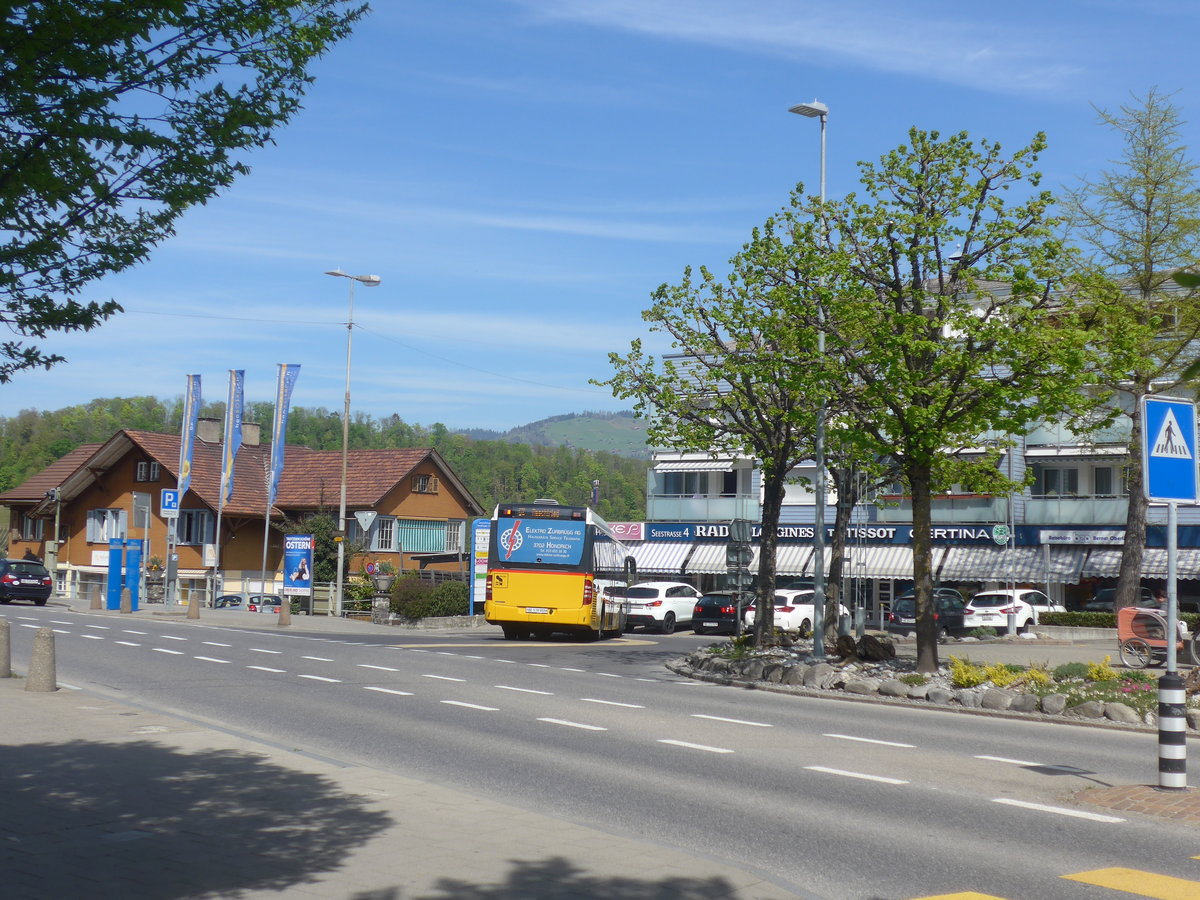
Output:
[
  {"xmin": 583, "ymin": 575, "xmax": 594, "ymax": 606},
  {"xmin": 485, "ymin": 573, "xmax": 492, "ymax": 603}
]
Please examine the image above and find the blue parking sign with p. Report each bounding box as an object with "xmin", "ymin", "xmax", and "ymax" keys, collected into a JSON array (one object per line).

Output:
[
  {"xmin": 1142, "ymin": 396, "xmax": 1199, "ymax": 503},
  {"xmin": 160, "ymin": 489, "xmax": 180, "ymax": 513}
]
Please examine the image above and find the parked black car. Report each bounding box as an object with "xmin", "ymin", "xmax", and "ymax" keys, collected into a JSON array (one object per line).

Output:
[
  {"xmin": 885, "ymin": 593, "xmax": 966, "ymax": 640},
  {"xmin": 692, "ymin": 591, "xmax": 750, "ymax": 636},
  {"xmin": 1082, "ymin": 587, "xmax": 1155, "ymax": 612},
  {"xmin": 0, "ymin": 558, "xmax": 54, "ymax": 606}
]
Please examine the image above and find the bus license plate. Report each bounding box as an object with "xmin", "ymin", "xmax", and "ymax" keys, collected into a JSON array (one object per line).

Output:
[{"xmin": 525, "ymin": 607, "xmax": 550, "ymax": 615}]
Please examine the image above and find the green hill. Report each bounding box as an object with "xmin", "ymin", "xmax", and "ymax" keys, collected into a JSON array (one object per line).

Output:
[{"xmin": 459, "ymin": 411, "xmax": 651, "ymax": 458}]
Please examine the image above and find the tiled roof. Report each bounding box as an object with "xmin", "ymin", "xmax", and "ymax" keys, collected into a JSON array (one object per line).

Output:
[
  {"xmin": 1, "ymin": 430, "xmax": 483, "ymax": 518},
  {"xmin": 0, "ymin": 444, "xmax": 103, "ymax": 503}
]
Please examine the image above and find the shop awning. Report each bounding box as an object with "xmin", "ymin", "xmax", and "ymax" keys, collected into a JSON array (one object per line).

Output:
[
  {"xmin": 684, "ymin": 543, "xmax": 732, "ymax": 575},
  {"xmin": 842, "ymin": 545, "xmax": 916, "ymax": 579},
  {"xmin": 653, "ymin": 459, "xmax": 736, "ymax": 472},
  {"xmin": 1128, "ymin": 548, "xmax": 1200, "ymax": 580},
  {"xmin": 628, "ymin": 542, "xmax": 693, "ymax": 576},
  {"xmin": 939, "ymin": 546, "xmax": 1086, "ymax": 583}
]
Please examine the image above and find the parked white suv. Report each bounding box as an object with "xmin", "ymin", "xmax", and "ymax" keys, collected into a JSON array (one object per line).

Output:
[
  {"xmin": 623, "ymin": 581, "xmax": 702, "ymax": 634},
  {"xmin": 743, "ymin": 590, "xmax": 850, "ymax": 635},
  {"xmin": 962, "ymin": 589, "xmax": 1065, "ymax": 633}
]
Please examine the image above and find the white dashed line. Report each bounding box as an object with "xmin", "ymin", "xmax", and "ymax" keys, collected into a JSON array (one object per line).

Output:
[
  {"xmin": 825, "ymin": 733, "xmax": 914, "ymax": 748},
  {"xmin": 977, "ymin": 755, "xmax": 1041, "ymax": 766},
  {"xmin": 528, "ymin": 663, "xmax": 553, "ymax": 669},
  {"xmin": 302, "ymin": 656, "xmax": 333, "ymax": 662},
  {"xmin": 805, "ymin": 766, "xmax": 908, "ymax": 785},
  {"xmin": 596, "ymin": 672, "xmax": 623, "ymax": 678},
  {"xmin": 52, "ymin": 629, "xmax": 70, "ymax": 634},
  {"xmin": 202, "ymin": 641, "xmax": 232, "ymax": 647},
  {"xmin": 123, "ymin": 630, "xmax": 148, "ymax": 635},
  {"xmin": 80, "ymin": 635, "xmax": 104, "ymax": 641},
  {"xmin": 298, "ymin": 675, "xmax": 341, "ymax": 683},
  {"xmin": 115, "ymin": 641, "xmax": 140, "ymax": 647},
  {"xmin": 18, "ymin": 624, "xmax": 39, "ymax": 629},
  {"xmin": 992, "ymin": 798, "xmax": 1124, "ymax": 823},
  {"xmin": 658, "ymin": 739, "xmax": 734, "ymax": 754},
  {"xmin": 441, "ymin": 700, "xmax": 498, "ymax": 711},
  {"xmin": 694, "ymin": 714, "xmax": 772, "ymax": 728},
  {"xmin": 364, "ymin": 687, "xmax": 414, "ymax": 697},
  {"xmin": 50, "ymin": 620, "xmax": 72, "ymax": 625},
  {"xmin": 358, "ymin": 664, "xmax": 400, "ymax": 672},
  {"xmin": 559, "ymin": 667, "xmax": 585, "ymax": 673},
  {"xmin": 154, "ymin": 648, "xmax": 184, "ymax": 656},
  {"xmin": 162, "ymin": 635, "xmax": 188, "ymax": 642},
  {"xmin": 423, "ymin": 674, "xmax": 466, "ymax": 682},
  {"xmin": 247, "ymin": 666, "xmax": 286, "ymax": 673},
  {"xmin": 85, "ymin": 625, "xmax": 110, "ymax": 630},
  {"xmin": 496, "ymin": 685, "xmax": 554, "ymax": 695},
  {"xmin": 194, "ymin": 656, "xmax": 231, "ymax": 664},
  {"xmin": 464, "ymin": 655, "xmax": 484, "ymax": 660},
  {"xmin": 580, "ymin": 698, "xmax": 643, "ymax": 708},
  {"xmin": 538, "ymin": 718, "xmax": 606, "ymax": 731},
  {"xmin": 250, "ymin": 648, "xmax": 281, "ymax": 654}
]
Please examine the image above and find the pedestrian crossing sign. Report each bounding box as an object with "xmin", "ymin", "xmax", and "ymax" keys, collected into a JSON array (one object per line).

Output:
[{"xmin": 1142, "ymin": 396, "xmax": 1199, "ymax": 502}]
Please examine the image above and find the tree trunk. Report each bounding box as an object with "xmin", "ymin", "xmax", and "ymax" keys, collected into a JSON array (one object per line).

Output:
[
  {"xmin": 752, "ymin": 469, "xmax": 785, "ymax": 645},
  {"xmin": 1116, "ymin": 395, "xmax": 1148, "ymax": 610},
  {"xmin": 824, "ymin": 466, "xmax": 861, "ymax": 643},
  {"xmin": 909, "ymin": 463, "xmax": 939, "ymax": 673}
]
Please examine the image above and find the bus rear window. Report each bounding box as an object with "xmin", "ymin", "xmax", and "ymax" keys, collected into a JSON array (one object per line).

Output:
[{"xmin": 495, "ymin": 517, "xmax": 587, "ymax": 566}]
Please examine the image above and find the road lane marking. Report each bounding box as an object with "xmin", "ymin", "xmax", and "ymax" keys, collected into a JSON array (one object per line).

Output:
[
  {"xmin": 440, "ymin": 701, "xmax": 498, "ymax": 711},
  {"xmin": 1063, "ymin": 867, "xmax": 1199, "ymax": 896},
  {"xmin": 910, "ymin": 893, "xmax": 1006, "ymax": 899},
  {"xmin": 162, "ymin": 635, "xmax": 187, "ymax": 642},
  {"xmin": 695, "ymin": 714, "xmax": 772, "ymax": 728},
  {"xmin": 202, "ymin": 641, "xmax": 232, "ymax": 647},
  {"xmin": 826, "ymin": 733, "xmax": 914, "ymax": 748},
  {"xmin": 194, "ymin": 656, "xmax": 231, "ymax": 664},
  {"xmin": 85, "ymin": 625, "xmax": 110, "ymax": 630},
  {"xmin": 464, "ymin": 655, "xmax": 484, "ymax": 660},
  {"xmin": 53, "ymin": 629, "xmax": 70, "ymax": 634},
  {"xmin": 358, "ymin": 664, "xmax": 400, "ymax": 672},
  {"xmin": 496, "ymin": 685, "xmax": 554, "ymax": 695},
  {"xmin": 302, "ymin": 656, "xmax": 333, "ymax": 662},
  {"xmin": 559, "ymin": 667, "xmax": 585, "ymax": 673},
  {"xmin": 804, "ymin": 766, "xmax": 908, "ymax": 785},
  {"xmin": 658, "ymin": 739, "xmax": 734, "ymax": 754},
  {"xmin": 250, "ymin": 648, "xmax": 281, "ymax": 654},
  {"xmin": 18, "ymin": 624, "xmax": 40, "ymax": 629},
  {"xmin": 298, "ymin": 674, "xmax": 341, "ymax": 683},
  {"xmin": 596, "ymin": 672, "xmax": 623, "ymax": 678},
  {"xmin": 992, "ymin": 798, "xmax": 1123, "ymax": 823},
  {"xmin": 422, "ymin": 674, "xmax": 466, "ymax": 682},
  {"xmin": 976, "ymin": 754, "xmax": 1041, "ymax": 766},
  {"xmin": 154, "ymin": 648, "xmax": 184, "ymax": 656},
  {"xmin": 364, "ymin": 687, "xmax": 413, "ymax": 697},
  {"xmin": 528, "ymin": 663, "xmax": 552, "ymax": 668},
  {"xmin": 581, "ymin": 698, "xmax": 644, "ymax": 708},
  {"xmin": 123, "ymin": 630, "xmax": 148, "ymax": 635},
  {"xmin": 80, "ymin": 635, "xmax": 104, "ymax": 640},
  {"xmin": 115, "ymin": 641, "xmax": 140, "ymax": 647},
  {"xmin": 50, "ymin": 620, "xmax": 73, "ymax": 625},
  {"xmin": 247, "ymin": 666, "xmax": 286, "ymax": 673},
  {"xmin": 539, "ymin": 718, "xmax": 606, "ymax": 731}
]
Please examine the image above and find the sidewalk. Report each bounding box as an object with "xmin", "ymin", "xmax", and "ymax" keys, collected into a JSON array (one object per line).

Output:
[{"xmin": 2, "ymin": 605, "xmax": 799, "ymax": 900}]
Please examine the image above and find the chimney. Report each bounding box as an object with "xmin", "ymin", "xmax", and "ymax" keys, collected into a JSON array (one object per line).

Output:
[
  {"xmin": 197, "ymin": 417, "xmax": 221, "ymax": 443},
  {"xmin": 241, "ymin": 422, "xmax": 261, "ymax": 447}
]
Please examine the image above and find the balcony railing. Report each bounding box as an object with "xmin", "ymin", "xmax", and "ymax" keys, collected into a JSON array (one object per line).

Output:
[
  {"xmin": 876, "ymin": 495, "xmax": 1009, "ymax": 523},
  {"xmin": 646, "ymin": 493, "xmax": 758, "ymax": 522},
  {"xmin": 1024, "ymin": 496, "xmax": 1128, "ymax": 525}
]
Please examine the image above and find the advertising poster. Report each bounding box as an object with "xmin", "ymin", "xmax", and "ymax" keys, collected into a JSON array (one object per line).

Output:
[
  {"xmin": 283, "ymin": 533, "xmax": 314, "ymax": 597},
  {"xmin": 495, "ymin": 516, "xmax": 586, "ymax": 566},
  {"xmin": 470, "ymin": 518, "xmax": 490, "ymax": 614}
]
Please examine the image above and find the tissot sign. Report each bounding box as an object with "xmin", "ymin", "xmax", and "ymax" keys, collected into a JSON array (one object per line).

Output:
[{"xmin": 613, "ymin": 522, "xmax": 1012, "ymax": 545}]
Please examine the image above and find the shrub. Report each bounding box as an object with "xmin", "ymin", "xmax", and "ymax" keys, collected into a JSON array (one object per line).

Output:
[
  {"xmin": 983, "ymin": 663, "xmax": 1024, "ymax": 687},
  {"xmin": 949, "ymin": 656, "xmax": 988, "ymax": 688},
  {"xmin": 1053, "ymin": 661, "xmax": 1090, "ymax": 681},
  {"xmin": 968, "ymin": 626, "xmax": 998, "ymax": 639},
  {"xmin": 899, "ymin": 673, "xmax": 927, "ymax": 686},
  {"xmin": 1023, "ymin": 666, "xmax": 1054, "ymax": 689},
  {"xmin": 1086, "ymin": 656, "xmax": 1119, "ymax": 683},
  {"xmin": 429, "ymin": 580, "xmax": 469, "ymax": 616},
  {"xmin": 389, "ymin": 575, "xmax": 433, "ymax": 613}
]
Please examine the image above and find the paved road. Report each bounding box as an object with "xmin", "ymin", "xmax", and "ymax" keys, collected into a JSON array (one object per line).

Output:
[{"xmin": 4, "ymin": 601, "xmax": 1199, "ymax": 899}]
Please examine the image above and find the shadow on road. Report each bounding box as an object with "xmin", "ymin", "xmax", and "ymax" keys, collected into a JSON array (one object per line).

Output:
[{"xmin": 0, "ymin": 740, "xmax": 392, "ymax": 899}]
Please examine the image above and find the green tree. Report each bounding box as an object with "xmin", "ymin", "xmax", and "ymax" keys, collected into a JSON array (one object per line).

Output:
[
  {"xmin": 0, "ymin": 1, "xmax": 366, "ymax": 382},
  {"xmin": 1063, "ymin": 90, "xmax": 1200, "ymax": 611},
  {"xmin": 600, "ymin": 209, "xmax": 836, "ymax": 645},
  {"xmin": 821, "ymin": 128, "xmax": 1098, "ymax": 672}
]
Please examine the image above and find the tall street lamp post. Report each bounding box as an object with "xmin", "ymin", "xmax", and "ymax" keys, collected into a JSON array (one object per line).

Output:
[
  {"xmin": 788, "ymin": 98, "xmax": 828, "ymax": 659},
  {"xmin": 324, "ymin": 268, "xmax": 381, "ymax": 617}
]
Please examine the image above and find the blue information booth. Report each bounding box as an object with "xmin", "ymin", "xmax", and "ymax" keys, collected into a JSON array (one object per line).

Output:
[{"xmin": 106, "ymin": 539, "xmax": 144, "ymax": 611}]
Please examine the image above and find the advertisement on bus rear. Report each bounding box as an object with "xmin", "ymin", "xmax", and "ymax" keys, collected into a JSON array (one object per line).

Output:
[{"xmin": 495, "ymin": 517, "xmax": 586, "ymax": 566}]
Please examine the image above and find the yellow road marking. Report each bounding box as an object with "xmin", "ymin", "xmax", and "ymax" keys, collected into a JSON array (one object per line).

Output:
[{"xmin": 1063, "ymin": 867, "xmax": 1200, "ymax": 899}]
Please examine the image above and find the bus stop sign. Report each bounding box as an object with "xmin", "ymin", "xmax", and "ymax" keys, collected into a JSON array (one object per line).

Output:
[{"xmin": 1142, "ymin": 396, "xmax": 1199, "ymax": 503}]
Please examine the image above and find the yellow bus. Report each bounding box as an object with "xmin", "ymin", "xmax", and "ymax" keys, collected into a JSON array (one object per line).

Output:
[{"xmin": 485, "ymin": 501, "xmax": 635, "ymax": 640}]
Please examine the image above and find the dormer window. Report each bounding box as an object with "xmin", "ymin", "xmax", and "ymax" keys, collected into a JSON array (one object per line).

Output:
[{"xmin": 135, "ymin": 461, "xmax": 161, "ymax": 482}]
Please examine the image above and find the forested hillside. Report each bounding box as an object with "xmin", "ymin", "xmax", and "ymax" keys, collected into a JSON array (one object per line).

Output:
[{"xmin": 0, "ymin": 398, "xmax": 649, "ymax": 520}]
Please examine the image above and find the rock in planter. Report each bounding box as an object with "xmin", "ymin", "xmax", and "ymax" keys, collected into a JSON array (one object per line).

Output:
[
  {"xmin": 1009, "ymin": 694, "xmax": 1040, "ymax": 713},
  {"xmin": 1104, "ymin": 702, "xmax": 1142, "ymax": 725},
  {"xmin": 1041, "ymin": 693, "xmax": 1069, "ymax": 715},
  {"xmin": 926, "ymin": 687, "xmax": 955, "ymax": 705},
  {"xmin": 878, "ymin": 679, "xmax": 909, "ymax": 698},
  {"xmin": 762, "ymin": 663, "xmax": 786, "ymax": 683},
  {"xmin": 956, "ymin": 689, "xmax": 983, "ymax": 709},
  {"xmin": 844, "ymin": 679, "xmax": 880, "ymax": 695},
  {"xmin": 803, "ymin": 662, "xmax": 834, "ymax": 688},
  {"xmin": 782, "ymin": 665, "xmax": 806, "ymax": 686},
  {"xmin": 980, "ymin": 688, "xmax": 1016, "ymax": 711},
  {"xmin": 1065, "ymin": 700, "xmax": 1106, "ymax": 719},
  {"xmin": 740, "ymin": 659, "xmax": 766, "ymax": 680},
  {"xmin": 1186, "ymin": 708, "xmax": 1200, "ymax": 730},
  {"xmin": 907, "ymin": 683, "xmax": 931, "ymax": 701},
  {"xmin": 857, "ymin": 634, "xmax": 896, "ymax": 661}
]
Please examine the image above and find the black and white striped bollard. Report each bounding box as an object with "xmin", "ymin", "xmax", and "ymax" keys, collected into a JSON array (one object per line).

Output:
[{"xmin": 1158, "ymin": 671, "xmax": 1187, "ymax": 791}]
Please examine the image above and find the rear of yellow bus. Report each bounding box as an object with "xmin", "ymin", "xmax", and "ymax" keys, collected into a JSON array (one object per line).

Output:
[{"xmin": 484, "ymin": 507, "xmax": 602, "ymax": 639}]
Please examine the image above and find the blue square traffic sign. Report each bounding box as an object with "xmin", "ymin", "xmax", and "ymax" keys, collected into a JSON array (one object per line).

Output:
[{"xmin": 1142, "ymin": 396, "xmax": 1199, "ymax": 503}]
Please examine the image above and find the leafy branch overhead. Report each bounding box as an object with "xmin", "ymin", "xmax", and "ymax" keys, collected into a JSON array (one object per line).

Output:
[{"xmin": 0, "ymin": 1, "xmax": 367, "ymax": 382}]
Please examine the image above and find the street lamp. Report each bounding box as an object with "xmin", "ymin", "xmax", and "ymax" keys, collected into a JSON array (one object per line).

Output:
[
  {"xmin": 324, "ymin": 268, "xmax": 381, "ymax": 617},
  {"xmin": 789, "ymin": 98, "xmax": 828, "ymax": 658}
]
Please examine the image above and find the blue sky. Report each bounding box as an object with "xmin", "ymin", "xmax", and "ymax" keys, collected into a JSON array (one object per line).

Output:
[{"xmin": 5, "ymin": 0, "xmax": 1199, "ymax": 431}]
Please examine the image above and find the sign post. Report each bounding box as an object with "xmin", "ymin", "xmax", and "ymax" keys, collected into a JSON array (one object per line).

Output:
[
  {"xmin": 727, "ymin": 519, "xmax": 753, "ymax": 635},
  {"xmin": 1141, "ymin": 395, "xmax": 1198, "ymax": 791}
]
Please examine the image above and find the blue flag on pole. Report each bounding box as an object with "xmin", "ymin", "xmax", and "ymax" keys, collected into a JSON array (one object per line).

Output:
[
  {"xmin": 178, "ymin": 375, "xmax": 201, "ymax": 496},
  {"xmin": 222, "ymin": 370, "xmax": 245, "ymax": 503},
  {"xmin": 268, "ymin": 364, "xmax": 300, "ymax": 508}
]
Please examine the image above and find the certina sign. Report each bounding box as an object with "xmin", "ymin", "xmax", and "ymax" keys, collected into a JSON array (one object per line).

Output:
[{"xmin": 613, "ymin": 522, "xmax": 1009, "ymax": 545}]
